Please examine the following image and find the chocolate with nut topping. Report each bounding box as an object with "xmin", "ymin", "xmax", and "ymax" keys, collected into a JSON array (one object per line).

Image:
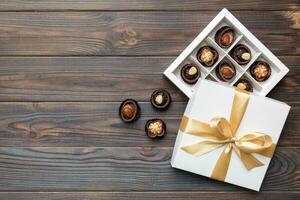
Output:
[
  {"xmin": 234, "ymin": 78, "xmax": 253, "ymax": 92},
  {"xmin": 181, "ymin": 64, "xmax": 201, "ymax": 84},
  {"xmin": 197, "ymin": 46, "xmax": 218, "ymax": 67},
  {"xmin": 151, "ymin": 89, "xmax": 171, "ymax": 110},
  {"xmin": 231, "ymin": 44, "xmax": 251, "ymax": 65},
  {"xmin": 216, "ymin": 61, "xmax": 236, "ymax": 82},
  {"xmin": 215, "ymin": 26, "xmax": 235, "ymax": 48},
  {"xmin": 145, "ymin": 119, "xmax": 166, "ymax": 138},
  {"xmin": 119, "ymin": 99, "xmax": 140, "ymax": 123},
  {"xmin": 250, "ymin": 61, "xmax": 271, "ymax": 82}
]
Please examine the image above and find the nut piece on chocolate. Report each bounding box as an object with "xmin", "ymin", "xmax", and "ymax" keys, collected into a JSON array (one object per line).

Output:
[
  {"xmin": 197, "ymin": 46, "xmax": 219, "ymax": 67},
  {"xmin": 119, "ymin": 99, "xmax": 140, "ymax": 122},
  {"xmin": 231, "ymin": 44, "xmax": 252, "ymax": 65},
  {"xmin": 150, "ymin": 89, "xmax": 171, "ymax": 110},
  {"xmin": 215, "ymin": 26, "xmax": 235, "ymax": 48},
  {"xmin": 145, "ymin": 119, "xmax": 166, "ymax": 138},
  {"xmin": 216, "ymin": 61, "xmax": 236, "ymax": 82},
  {"xmin": 250, "ymin": 61, "xmax": 272, "ymax": 82},
  {"xmin": 180, "ymin": 64, "xmax": 201, "ymax": 84},
  {"xmin": 234, "ymin": 78, "xmax": 253, "ymax": 92}
]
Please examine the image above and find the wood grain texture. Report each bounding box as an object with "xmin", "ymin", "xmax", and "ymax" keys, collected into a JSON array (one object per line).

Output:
[
  {"xmin": 0, "ymin": 56, "xmax": 298, "ymax": 102},
  {"xmin": 0, "ymin": 1, "xmax": 298, "ymax": 199},
  {"xmin": 0, "ymin": 147, "xmax": 298, "ymax": 191},
  {"xmin": 0, "ymin": 0, "xmax": 299, "ymax": 11},
  {"xmin": 0, "ymin": 102, "xmax": 298, "ymax": 147},
  {"xmin": 0, "ymin": 11, "xmax": 298, "ymax": 56},
  {"xmin": 0, "ymin": 192, "xmax": 299, "ymax": 200}
]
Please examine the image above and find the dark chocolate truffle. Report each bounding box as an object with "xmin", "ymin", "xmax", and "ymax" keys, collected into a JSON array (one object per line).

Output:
[
  {"xmin": 215, "ymin": 26, "xmax": 235, "ymax": 48},
  {"xmin": 180, "ymin": 64, "xmax": 201, "ymax": 84},
  {"xmin": 231, "ymin": 44, "xmax": 251, "ymax": 65},
  {"xmin": 197, "ymin": 46, "xmax": 218, "ymax": 67},
  {"xmin": 250, "ymin": 61, "xmax": 271, "ymax": 82},
  {"xmin": 216, "ymin": 61, "xmax": 236, "ymax": 81},
  {"xmin": 145, "ymin": 119, "xmax": 166, "ymax": 138},
  {"xmin": 119, "ymin": 99, "xmax": 140, "ymax": 122},
  {"xmin": 151, "ymin": 89, "xmax": 171, "ymax": 110},
  {"xmin": 234, "ymin": 78, "xmax": 253, "ymax": 92}
]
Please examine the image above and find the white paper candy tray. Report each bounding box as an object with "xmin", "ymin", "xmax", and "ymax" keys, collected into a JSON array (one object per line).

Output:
[{"xmin": 164, "ymin": 8, "xmax": 289, "ymax": 97}]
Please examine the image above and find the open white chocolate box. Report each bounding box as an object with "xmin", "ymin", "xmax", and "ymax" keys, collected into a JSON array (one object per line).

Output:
[{"xmin": 164, "ymin": 8, "xmax": 289, "ymax": 97}]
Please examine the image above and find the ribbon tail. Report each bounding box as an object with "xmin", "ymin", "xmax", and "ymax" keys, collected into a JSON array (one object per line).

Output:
[
  {"xmin": 211, "ymin": 144, "xmax": 233, "ymax": 181},
  {"xmin": 233, "ymin": 145, "xmax": 264, "ymax": 170},
  {"xmin": 239, "ymin": 151, "xmax": 264, "ymax": 170},
  {"xmin": 257, "ymin": 143, "xmax": 276, "ymax": 158},
  {"xmin": 181, "ymin": 141, "xmax": 224, "ymax": 157}
]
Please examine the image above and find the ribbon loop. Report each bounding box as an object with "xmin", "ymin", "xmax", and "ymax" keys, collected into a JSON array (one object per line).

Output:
[{"xmin": 210, "ymin": 118, "xmax": 233, "ymax": 139}]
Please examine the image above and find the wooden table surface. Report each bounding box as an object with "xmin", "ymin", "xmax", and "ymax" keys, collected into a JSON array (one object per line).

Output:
[{"xmin": 0, "ymin": 1, "xmax": 299, "ymax": 199}]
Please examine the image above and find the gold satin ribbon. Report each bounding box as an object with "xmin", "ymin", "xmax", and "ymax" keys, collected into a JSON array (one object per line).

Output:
[{"xmin": 180, "ymin": 88, "xmax": 276, "ymax": 181}]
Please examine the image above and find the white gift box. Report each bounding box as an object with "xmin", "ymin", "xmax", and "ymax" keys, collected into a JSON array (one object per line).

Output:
[
  {"xmin": 171, "ymin": 80, "xmax": 290, "ymax": 191},
  {"xmin": 164, "ymin": 8, "xmax": 289, "ymax": 97}
]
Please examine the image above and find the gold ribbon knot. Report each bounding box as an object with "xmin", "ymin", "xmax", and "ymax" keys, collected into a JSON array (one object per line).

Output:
[{"xmin": 180, "ymin": 88, "xmax": 276, "ymax": 181}]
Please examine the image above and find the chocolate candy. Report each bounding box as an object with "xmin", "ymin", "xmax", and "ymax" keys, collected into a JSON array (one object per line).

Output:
[
  {"xmin": 181, "ymin": 64, "xmax": 201, "ymax": 84},
  {"xmin": 234, "ymin": 78, "xmax": 253, "ymax": 92},
  {"xmin": 215, "ymin": 26, "xmax": 235, "ymax": 48},
  {"xmin": 145, "ymin": 119, "xmax": 166, "ymax": 138},
  {"xmin": 216, "ymin": 61, "xmax": 236, "ymax": 82},
  {"xmin": 119, "ymin": 99, "xmax": 140, "ymax": 122},
  {"xmin": 231, "ymin": 44, "xmax": 251, "ymax": 65},
  {"xmin": 151, "ymin": 89, "xmax": 171, "ymax": 110},
  {"xmin": 250, "ymin": 61, "xmax": 271, "ymax": 82},
  {"xmin": 197, "ymin": 46, "xmax": 218, "ymax": 67}
]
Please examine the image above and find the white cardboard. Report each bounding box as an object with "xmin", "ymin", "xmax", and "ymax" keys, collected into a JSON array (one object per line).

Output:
[
  {"xmin": 164, "ymin": 8, "xmax": 289, "ymax": 98},
  {"xmin": 171, "ymin": 79, "xmax": 290, "ymax": 191}
]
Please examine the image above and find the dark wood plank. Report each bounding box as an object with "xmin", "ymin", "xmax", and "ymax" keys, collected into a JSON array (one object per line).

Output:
[
  {"xmin": 0, "ymin": 56, "xmax": 298, "ymax": 102},
  {"xmin": 0, "ymin": 102, "xmax": 298, "ymax": 147},
  {"xmin": 0, "ymin": 147, "xmax": 298, "ymax": 191},
  {"xmin": 0, "ymin": 191, "xmax": 299, "ymax": 200},
  {"xmin": 0, "ymin": 0, "xmax": 298, "ymax": 11},
  {"xmin": 0, "ymin": 11, "xmax": 298, "ymax": 56}
]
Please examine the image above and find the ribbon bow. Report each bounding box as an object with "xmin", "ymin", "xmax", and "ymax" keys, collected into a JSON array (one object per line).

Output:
[{"xmin": 180, "ymin": 88, "xmax": 276, "ymax": 181}]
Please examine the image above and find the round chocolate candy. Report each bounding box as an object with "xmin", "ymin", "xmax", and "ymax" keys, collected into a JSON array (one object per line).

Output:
[
  {"xmin": 231, "ymin": 44, "xmax": 251, "ymax": 65},
  {"xmin": 180, "ymin": 64, "xmax": 201, "ymax": 84},
  {"xmin": 145, "ymin": 119, "xmax": 166, "ymax": 138},
  {"xmin": 215, "ymin": 26, "xmax": 235, "ymax": 48},
  {"xmin": 119, "ymin": 99, "xmax": 140, "ymax": 123},
  {"xmin": 197, "ymin": 46, "xmax": 219, "ymax": 67},
  {"xmin": 151, "ymin": 89, "xmax": 171, "ymax": 110},
  {"xmin": 250, "ymin": 61, "xmax": 271, "ymax": 82},
  {"xmin": 234, "ymin": 78, "xmax": 253, "ymax": 92},
  {"xmin": 216, "ymin": 61, "xmax": 236, "ymax": 82}
]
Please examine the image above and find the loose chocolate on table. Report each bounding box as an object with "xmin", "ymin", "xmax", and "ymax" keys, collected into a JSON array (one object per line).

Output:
[
  {"xmin": 151, "ymin": 89, "xmax": 171, "ymax": 110},
  {"xmin": 216, "ymin": 61, "xmax": 236, "ymax": 82},
  {"xmin": 231, "ymin": 44, "xmax": 251, "ymax": 65},
  {"xmin": 180, "ymin": 64, "xmax": 201, "ymax": 84},
  {"xmin": 197, "ymin": 46, "xmax": 218, "ymax": 67},
  {"xmin": 250, "ymin": 61, "xmax": 272, "ymax": 82},
  {"xmin": 119, "ymin": 99, "xmax": 140, "ymax": 123},
  {"xmin": 215, "ymin": 26, "xmax": 235, "ymax": 48},
  {"xmin": 234, "ymin": 78, "xmax": 253, "ymax": 92},
  {"xmin": 145, "ymin": 119, "xmax": 166, "ymax": 138}
]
